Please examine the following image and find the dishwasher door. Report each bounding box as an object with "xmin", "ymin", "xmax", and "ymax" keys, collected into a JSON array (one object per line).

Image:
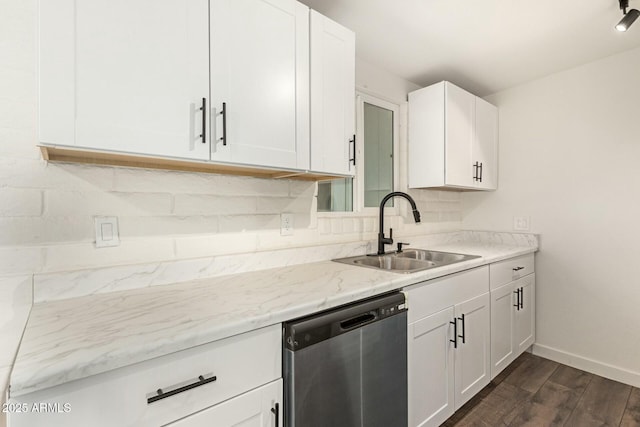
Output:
[{"xmin": 283, "ymin": 292, "xmax": 407, "ymax": 427}]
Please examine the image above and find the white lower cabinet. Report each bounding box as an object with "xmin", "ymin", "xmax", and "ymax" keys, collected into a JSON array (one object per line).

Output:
[
  {"xmin": 490, "ymin": 274, "xmax": 536, "ymax": 378},
  {"xmin": 8, "ymin": 325, "xmax": 282, "ymax": 427},
  {"xmin": 167, "ymin": 379, "xmax": 282, "ymax": 427},
  {"xmin": 408, "ymin": 307, "xmax": 455, "ymax": 427},
  {"xmin": 454, "ymin": 292, "xmax": 491, "ymax": 408},
  {"xmin": 515, "ymin": 275, "xmax": 535, "ymax": 354},
  {"xmin": 405, "ymin": 267, "xmax": 491, "ymax": 427}
]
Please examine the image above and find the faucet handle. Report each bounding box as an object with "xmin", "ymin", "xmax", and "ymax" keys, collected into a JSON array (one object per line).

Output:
[
  {"xmin": 397, "ymin": 242, "xmax": 410, "ymax": 253},
  {"xmin": 389, "ymin": 228, "xmax": 393, "ymax": 240}
]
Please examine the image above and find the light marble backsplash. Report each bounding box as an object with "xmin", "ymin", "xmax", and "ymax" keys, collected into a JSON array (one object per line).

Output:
[{"xmin": 32, "ymin": 230, "xmax": 538, "ymax": 303}]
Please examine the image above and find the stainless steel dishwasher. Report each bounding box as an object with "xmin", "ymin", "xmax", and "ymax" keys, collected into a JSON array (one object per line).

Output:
[{"xmin": 283, "ymin": 292, "xmax": 407, "ymax": 427}]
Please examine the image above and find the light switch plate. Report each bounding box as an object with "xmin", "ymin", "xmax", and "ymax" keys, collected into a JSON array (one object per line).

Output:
[
  {"xmin": 513, "ymin": 216, "xmax": 531, "ymax": 231},
  {"xmin": 280, "ymin": 213, "xmax": 294, "ymax": 236},
  {"xmin": 94, "ymin": 216, "xmax": 120, "ymax": 248}
]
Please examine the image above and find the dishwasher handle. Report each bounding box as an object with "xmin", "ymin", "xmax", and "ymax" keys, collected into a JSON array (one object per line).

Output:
[{"xmin": 340, "ymin": 312, "xmax": 377, "ymax": 330}]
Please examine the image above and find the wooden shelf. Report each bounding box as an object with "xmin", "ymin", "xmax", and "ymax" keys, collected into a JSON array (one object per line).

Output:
[{"xmin": 40, "ymin": 145, "xmax": 348, "ymax": 182}]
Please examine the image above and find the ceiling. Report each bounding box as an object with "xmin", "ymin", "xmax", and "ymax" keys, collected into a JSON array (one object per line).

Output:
[{"xmin": 300, "ymin": 0, "xmax": 640, "ymax": 96}]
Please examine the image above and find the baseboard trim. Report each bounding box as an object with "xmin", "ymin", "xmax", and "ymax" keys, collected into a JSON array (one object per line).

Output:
[{"xmin": 532, "ymin": 343, "xmax": 640, "ymax": 388}]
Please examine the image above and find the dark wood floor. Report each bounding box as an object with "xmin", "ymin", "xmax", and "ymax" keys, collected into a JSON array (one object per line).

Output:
[{"xmin": 444, "ymin": 352, "xmax": 640, "ymax": 427}]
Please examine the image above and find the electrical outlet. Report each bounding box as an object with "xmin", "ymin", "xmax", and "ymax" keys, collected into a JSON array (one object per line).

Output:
[
  {"xmin": 281, "ymin": 213, "xmax": 294, "ymax": 236},
  {"xmin": 513, "ymin": 216, "xmax": 531, "ymax": 232},
  {"xmin": 94, "ymin": 216, "xmax": 120, "ymax": 247}
]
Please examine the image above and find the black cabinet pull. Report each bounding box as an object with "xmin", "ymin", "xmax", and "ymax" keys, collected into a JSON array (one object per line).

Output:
[
  {"xmin": 478, "ymin": 162, "xmax": 483, "ymax": 182},
  {"xmin": 349, "ymin": 135, "xmax": 356, "ymax": 166},
  {"xmin": 512, "ymin": 266, "xmax": 524, "ymax": 272},
  {"xmin": 450, "ymin": 319, "xmax": 458, "ymax": 348},
  {"xmin": 271, "ymin": 402, "xmax": 280, "ymax": 427},
  {"xmin": 147, "ymin": 374, "xmax": 216, "ymax": 404},
  {"xmin": 513, "ymin": 289, "xmax": 520, "ymax": 311},
  {"xmin": 219, "ymin": 102, "xmax": 227, "ymax": 146},
  {"xmin": 519, "ymin": 287, "xmax": 524, "ymax": 310},
  {"xmin": 199, "ymin": 98, "xmax": 206, "ymax": 144},
  {"xmin": 458, "ymin": 313, "xmax": 466, "ymax": 344},
  {"xmin": 473, "ymin": 162, "xmax": 479, "ymax": 181}
]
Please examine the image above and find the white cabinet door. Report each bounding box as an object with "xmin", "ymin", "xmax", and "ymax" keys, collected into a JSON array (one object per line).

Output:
[
  {"xmin": 489, "ymin": 273, "xmax": 536, "ymax": 379},
  {"xmin": 490, "ymin": 282, "xmax": 516, "ymax": 379},
  {"xmin": 454, "ymin": 292, "xmax": 491, "ymax": 410},
  {"xmin": 444, "ymin": 82, "xmax": 475, "ymax": 188},
  {"xmin": 473, "ymin": 97, "xmax": 498, "ymax": 190},
  {"xmin": 168, "ymin": 379, "xmax": 282, "ymax": 427},
  {"xmin": 39, "ymin": 0, "xmax": 211, "ymax": 160},
  {"xmin": 515, "ymin": 274, "xmax": 536, "ymax": 353},
  {"xmin": 408, "ymin": 81, "xmax": 498, "ymax": 190},
  {"xmin": 310, "ymin": 10, "xmax": 355, "ymax": 176},
  {"xmin": 408, "ymin": 307, "xmax": 455, "ymax": 427},
  {"xmin": 210, "ymin": 0, "xmax": 309, "ymax": 170}
]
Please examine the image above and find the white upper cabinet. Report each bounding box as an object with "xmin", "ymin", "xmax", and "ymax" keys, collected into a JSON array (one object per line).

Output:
[
  {"xmin": 309, "ymin": 10, "xmax": 356, "ymax": 176},
  {"xmin": 408, "ymin": 81, "xmax": 498, "ymax": 190},
  {"xmin": 210, "ymin": 0, "xmax": 310, "ymax": 170},
  {"xmin": 39, "ymin": 1, "xmax": 356, "ymax": 178},
  {"xmin": 39, "ymin": 0, "xmax": 211, "ymax": 161},
  {"xmin": 474, "ymin": 97, "xmax": 498, "ymax": 190},
  {"xmin": 444, "ymin": 83, "xmax": 475, "ymax": 187}
]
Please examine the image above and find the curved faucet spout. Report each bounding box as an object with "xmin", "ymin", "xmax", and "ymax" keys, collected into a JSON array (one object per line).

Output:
[{"xmin": 377, "ymin": 192, "xmax": 421, "ymax": 255}]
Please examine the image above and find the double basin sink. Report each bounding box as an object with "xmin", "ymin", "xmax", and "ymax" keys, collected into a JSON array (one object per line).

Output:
[{"xmin": 333, "ymin": 249, "xmax": 480, "ymax": 274}]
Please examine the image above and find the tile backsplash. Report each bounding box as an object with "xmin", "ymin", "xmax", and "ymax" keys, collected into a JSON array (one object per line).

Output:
[{"xmin": 32, "ymin": 230, "xmax": 538, "ymax": 303}]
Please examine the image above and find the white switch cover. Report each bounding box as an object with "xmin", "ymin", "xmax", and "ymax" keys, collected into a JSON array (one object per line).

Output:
[
  {"xmin": 513, "ymin": 216, "xmax": 531, "ymax": 231},
  {"xmin": 95, "ymin": 216, "xmax": 120, "ymax": 247},
  {"xmin": 280, "ymin": 213, "xmax": 294, "ymax": 236}
]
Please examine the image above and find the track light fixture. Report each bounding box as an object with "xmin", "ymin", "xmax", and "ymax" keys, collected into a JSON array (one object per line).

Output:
[{"xmin": 616, "ymin": 0, "xmax": 640, "ymax": 32}]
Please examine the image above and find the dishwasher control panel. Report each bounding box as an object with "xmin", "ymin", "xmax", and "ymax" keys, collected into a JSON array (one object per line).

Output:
[{"xmin": 283, "ymin": 292, "xmax": 406, "ymax": 351}]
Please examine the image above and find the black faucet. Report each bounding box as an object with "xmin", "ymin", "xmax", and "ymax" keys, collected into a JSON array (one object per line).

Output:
[{"xmin": 377, "ymin": 192, "xmax": 421, "ymax": 255}]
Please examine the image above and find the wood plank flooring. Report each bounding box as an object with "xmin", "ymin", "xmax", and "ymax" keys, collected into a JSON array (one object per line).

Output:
[{"xmin": 444, "ymin": 353, "xmax": 640, "ymax": 427}]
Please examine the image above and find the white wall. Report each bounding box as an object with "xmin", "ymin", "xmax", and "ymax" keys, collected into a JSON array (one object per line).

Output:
[
  {"xmin": 356, "ymin": 57, "xmax": 421, "ymax": 104},
  {"xmin": 0, "ymin": 0, "xmax": 462, "ymax": 384},
  {"xmin": 463, "ymin": 46, "xmax": 640, "ymax": 386}
]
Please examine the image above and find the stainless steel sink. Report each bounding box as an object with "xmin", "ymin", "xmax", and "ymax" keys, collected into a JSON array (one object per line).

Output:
[
  {"xmin": 353, "ymin": 255, "xmax": 437, "ymax": 271},
  {"xmin": 396, "ymin": 249, "xmax": 473, "ymax": 264},
  {"xmin": 333, "ymin": 249, "xmax": 480, "ymax": 274}
]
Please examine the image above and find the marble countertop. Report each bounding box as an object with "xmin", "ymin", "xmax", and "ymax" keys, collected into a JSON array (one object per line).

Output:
[{"xmin": 10, "ymin": 240, "xmax": 536, "ymax": 397}]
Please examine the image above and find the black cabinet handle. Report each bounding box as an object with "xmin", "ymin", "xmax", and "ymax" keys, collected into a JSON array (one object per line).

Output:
[
  {"xmin": 199, "ymin": 98, "xmax": 206, "ymax": 144},
  {"xmin": 458, "ymin": 313, "xmax": 466, "ymax": 344},
  {"xmin": 519, "ymin": 287, "xmax": 524, "ymax": 310},
  {"xmin": 473, "ymin": 162, "xmax": 479, "ymax": 181},
  {"xmin": 512, "ymin": 266, "xmax": 524, "ymax": 272},
  {"xmin": 450, "ymin": 319, "xmax": 458, "ymax": 348},
  {"xmin": 513, "ymin": 289, "xmax": 520, "ymax": 311},
  {"xmin": 349, "ymin": 135, "xmax": 356, "ymax": 166},
  {"xmin": 147, "ymin": 374, "xmax": 216, "ymax": 404},
  {"xmin": 271, "ymin": 402, "xmax": 279, "ymax": 427},
  {"xmin": 219, "ymin": 102, "xmax": 227, "ymax": 146},
  {"xmin": 478, "ymin": 162, "xmax": 483, "ymax": 182}
]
